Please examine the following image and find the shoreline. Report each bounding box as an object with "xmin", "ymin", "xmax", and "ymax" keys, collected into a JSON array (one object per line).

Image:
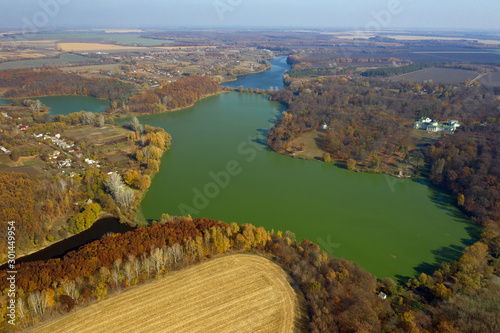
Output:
[
  {"xmin": 0, "ymin": 93, "xmax": 109, "ymax": 102},
  {"xmin": 0, "ymin": 213, "xmax": 123, "ymax": 266},
  {"xmin": 109, "ymin": 90, "xmax": 230, "ymax": 119},
  {"xmin": 221, "ymin": 62, "xmax": 273, "ymax": 83}
]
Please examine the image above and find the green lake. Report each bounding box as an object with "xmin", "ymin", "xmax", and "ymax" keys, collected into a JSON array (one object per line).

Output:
[
  {"xmin": 0, "ymin": 95, "xmax": 109, "ymax": 115},
  {"xmin": 0, "ymin": 56, "xmax": 476, "ymax": 281},
  {"xmin": 138, "ymin": 92, "xmax": 476, "ymax": 281}
]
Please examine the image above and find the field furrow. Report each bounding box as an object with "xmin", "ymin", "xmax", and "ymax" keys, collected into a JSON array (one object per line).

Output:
[{"xmin": 31, "ymin": 254, "xmax": 297, "ymax": 333}]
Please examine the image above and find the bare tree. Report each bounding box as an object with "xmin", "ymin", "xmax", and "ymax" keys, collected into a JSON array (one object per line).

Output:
[
  {"xmin": 96, "ymin": 114, "xmax": 105, "ymax": 127},
  {"xmin": 151, "ymin": 247, "xmax": 164, "ymax": 276},
  {"xmin": 111, "ymin": 268, "xmax": 121, "ymax": 286},
  {"xmin": 105, "ymin": 173, "xmax": 124, "ymax": 198},
  {"xmin": 115, "ymin": 186, "xmax": 134, "ymax": 208},
  {"xmin": 28, "ymin": 291, "xmax": 45, "ymax": 318},
  {"xmin": 17, "ymin": 297, "xmax": 26, "ymax": 320},
  {"xmin": 142, "ymin": 254, "xmax": 153, "ymax": 278},
  {"xmin": 171, "ymin": 243, "xmax": 184, "ymax": 265},
  {"xmin": 123, "ymin": 262, "xmax": 133, "ymax": 282},
  {"xmin": 61, "ymin": 279, "xmax": 77, "ymax": 299},
  {"xmin": 131, "ymin": 117, "xmax": 141, "ymax": 132},
  {"xmin": 81, "ymin": 111, "xmax": 95, "ymax": 125},
  {"xmin": 132, "ymin": 257, "xmax": 141, "ymax": 280}
]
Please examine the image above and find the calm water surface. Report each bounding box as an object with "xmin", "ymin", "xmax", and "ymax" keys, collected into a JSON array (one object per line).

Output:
[
  {"xmin": 139, "ymin": 92, "xmax": 476, "ymax": 280},
  {"xmin": 0, "ymin": 95, "xmax": 109, "ymax": 115}
]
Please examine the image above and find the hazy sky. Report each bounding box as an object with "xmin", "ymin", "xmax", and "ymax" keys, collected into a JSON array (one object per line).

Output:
[{"xmin": 0, "ymin": 0, "xmax": 499, "ymax": 31}]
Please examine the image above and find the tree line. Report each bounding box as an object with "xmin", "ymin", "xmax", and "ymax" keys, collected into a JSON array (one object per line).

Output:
[
  {"xmin": 123, "ymin": 76, "xmax": 221, "ymax": 115},
  {"xmin": 1, "ymin": 69, "xmax": 135, "ymax": 107},
  {"xmin": 1, "ymin": 216, "xmax": 497, "ymax": 332}
]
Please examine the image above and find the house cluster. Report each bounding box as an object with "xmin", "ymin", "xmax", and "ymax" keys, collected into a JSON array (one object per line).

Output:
[
  {"xmin": 84, "ymin": 158, "xmax": 101, "ymax": 168},
  {"xmin": 48, "ymin": 150, "xmax": 61, "ymax": 160},
  {"xmin": 57, "ymin": 158, "xmax": 73, "ymax": 168},
  {"xmin": 0, "ymin": 146, "xmax": 11, "ymax": 154},
  {"xmin": 34, "ymin": 133, "xmax": 75, "ymax": 152},
  {"xmin": 414, "ymin": 117, "xmax": 460, "ymax": 134}
]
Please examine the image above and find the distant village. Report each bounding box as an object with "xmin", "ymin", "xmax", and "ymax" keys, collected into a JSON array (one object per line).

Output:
[{"xmin": 414, "ymin": 117, "xmax": 460, "ymax": 134}]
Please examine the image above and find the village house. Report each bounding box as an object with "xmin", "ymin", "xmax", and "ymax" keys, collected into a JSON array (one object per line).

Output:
[
  {"xmin": 0, "ymin": 146, "xmax": 11, "ymax": 154},
  {"xmin": 414, "ymin": 118, "xmax": 460, "ymax": 134}
]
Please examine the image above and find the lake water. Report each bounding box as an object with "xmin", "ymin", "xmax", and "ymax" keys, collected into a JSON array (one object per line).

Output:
[
  {"xmin": 0, "ymin": 95, "xmax": 109, "ymax": 115},
  {"xmin": 0, "ymin": 217, "xmax": 134, "ymax": 270},
  {"xmin": 222, "ymin": 56, "xmax": 291, "ymax": 90},
  {"xmin": 2, "ymin": 56, "xmax": 476, "ymax": 281},
  {"xmin": 138, "ymin": 92, "xmax": 476, "ymax": 281}
]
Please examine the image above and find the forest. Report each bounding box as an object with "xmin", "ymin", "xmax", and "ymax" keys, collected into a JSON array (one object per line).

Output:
[
  {"xmin": 124, "ymin": 75, "xmax": 222, "ymax": 115},
  {"xmin": 427, "ymin": 121, "xmax": 500, "ymax": 253},
  {"xmin": 265, "ymin": 75, "xmax": 500, "ymax": 331},
  {"xmin": 268, "ymin": 77, "xmax": 499, "ymax": 171},
  {"xmin": 0, "ymin": 69, "xmax": 135, "ymax": 107},
  {"xmin": 0, "ymin": 216, "xmax": 498, "ymax": 332}
]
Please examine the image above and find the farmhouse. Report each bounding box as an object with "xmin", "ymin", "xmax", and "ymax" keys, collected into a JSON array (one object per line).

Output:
[{"xmin": 0, "ymin": 146, "xmax": 11, "ymax": 154}]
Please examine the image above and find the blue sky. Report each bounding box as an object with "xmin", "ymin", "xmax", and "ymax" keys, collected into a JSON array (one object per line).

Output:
[{"xmin": 0, "ymin": 0, "xmax": 498, "ymax": 31}]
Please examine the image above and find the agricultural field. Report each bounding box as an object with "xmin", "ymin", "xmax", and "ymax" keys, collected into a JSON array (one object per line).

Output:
[
  {"xmin": 390, "ymin": 67, "xmax": 479, "ymax": 84},
  {"xmin": 63, "ymin": 126, "xmax": 129, "ymax": 146},
  {"xmin": 59, "ymin": 63, "xmax": 122, "ymax": 73},
  {"xmin": 57, "ymin": 43, "xmax": 148, "ymax": 52},
  {"xmin": 32, "ymin": 255, "xmax": 299, "ymax": 333},
  {"xmin": 0, "ymin": 54, "xmax": 96, "ymax": 70},
  {"xmin": 479, "ymin": 71, "xmax": 500, "ymax": 87},
  {"xmin": 0, "ymin": 32, "xmax": 172, "ymax": 46}
]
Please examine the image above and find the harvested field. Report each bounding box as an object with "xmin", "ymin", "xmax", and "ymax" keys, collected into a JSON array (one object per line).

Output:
[
  {"xmin": 32, "ymin": 255, "xmax": 298, "ymax": 333},
  {"xmin": 60, "ymin": 64, "xmax": 121, "ymax": 72},
  {"xmin": 57, "ymin": 43, "xmax": 147, "ymax": 52},
  {"xmin": 156, "ymin": 46, "xmax": 217, "ymax": 50},
  {"xmin": 390, "ymin": 67, "xmax": 478, "ymax": 84},
  {"xmin": 63, "ymin": 126, "xmax": 129, "ymax": 145}
]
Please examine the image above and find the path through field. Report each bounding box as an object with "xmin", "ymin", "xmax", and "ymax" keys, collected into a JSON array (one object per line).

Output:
[{"xmin": 31, "ymin": 255, "xmax": 298, "ymax": 333}]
